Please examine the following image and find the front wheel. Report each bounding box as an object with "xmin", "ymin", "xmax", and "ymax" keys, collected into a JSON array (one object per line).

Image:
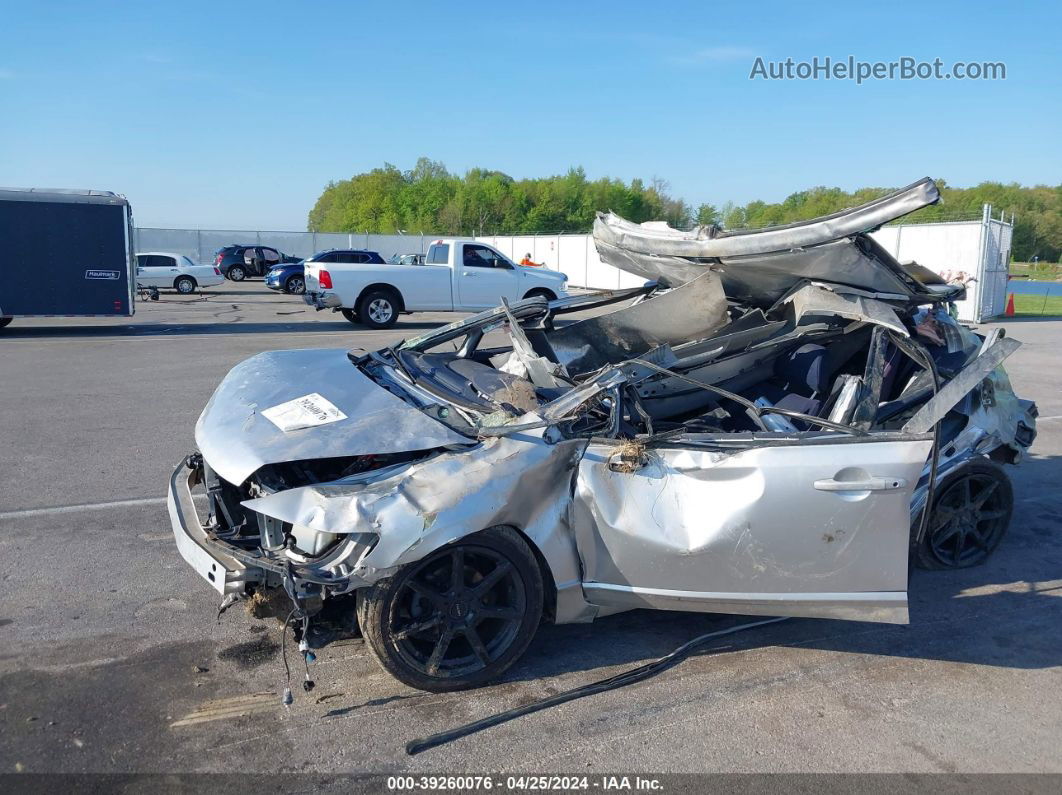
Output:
[
  {"xmin": 523, "ymin": 288, "xmax": 556, "ymax": 301},
  {"xmin": 174, "ymin": 276, "xmax": 197, "ymax": 294},
  {"xmin": 914, "ymin": 458, "xmax": 1014, "ymax": 570},
  {"xmin": 357, "ymin": 526, "xmax": 543, "ymax": 691},
  {"xmin": 0, "ymin": 316, "xmax": 13, "ymax": 329},
  {"xmin": 358, "ymin": 289, "xmax": 399, "ymax": 329},
  {"xmin": 285, "ymin": 275, "xmax": 306, "ymax": 295},
  {"xmin": 227, "ymin": 265, "xmax": 246, "ymax": 282}
]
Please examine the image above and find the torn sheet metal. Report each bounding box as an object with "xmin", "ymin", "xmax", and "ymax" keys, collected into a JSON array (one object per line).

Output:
[
  {"xmin": 712, "ymin": 236, "xmax": 922, "ymax": 305},
  {"xmin": 783, "ymin": 283, "xmax": 909, "ymax": 336},
  {"xmin": 594, "ymin": 180, "xmax": 941, "ymax": 303},
  {"xmin": 593, "ymin": 177, "xmax": 938, "ymax": 259},
  {"xmin": 195, "ymin": 349, "xmax": 471, "ymax": 484},
  {"xmin": 497, "ymin": 298, "xmax": 565, "ymax": 388},
  {"xmin": 598, "ymin": 229, "xmax": 929, "ymax": 309},
  {"xmin": 903, "ymin": 337, "xmax": 1021, "ymax": 434},
  {"xmin": 243, "ymin": 433, "xmax": 599, "ymax": 623},
  {"xmin": 592, "ymin": 239, "xmax": 712, "ymax": 289},
  {"xmin": 543, "ymin": 270, "xmax": 730, "ymax": 376}
]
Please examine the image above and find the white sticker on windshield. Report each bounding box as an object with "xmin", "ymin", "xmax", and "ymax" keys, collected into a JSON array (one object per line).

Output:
[{"xmin": 262, "ymin": 393, "xmax": 347, "ymax": 432}]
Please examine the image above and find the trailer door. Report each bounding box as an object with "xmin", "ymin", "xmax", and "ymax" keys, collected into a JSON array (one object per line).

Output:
[{"xmin": 0, "ymin": 194, "xmax": 135, "ymax": 317}]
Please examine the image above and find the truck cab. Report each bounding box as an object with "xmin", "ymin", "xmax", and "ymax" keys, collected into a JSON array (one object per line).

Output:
[{"xmin": 303, "ymin": 238, "xmax": 568, "ymax": 328}]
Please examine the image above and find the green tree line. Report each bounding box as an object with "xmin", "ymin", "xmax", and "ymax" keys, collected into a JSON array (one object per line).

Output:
[{"xmin": 308, "ymin": 159, "xmax": 1062, "ymax": 262}]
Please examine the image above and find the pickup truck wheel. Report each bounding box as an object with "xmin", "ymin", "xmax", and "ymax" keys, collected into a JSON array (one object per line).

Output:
[
  {"xmin": 227, "ymin": 265, "xmax": 246, "ymax": 282},
  {"xmin": 341, "ymin": 309, "xmax": 360, "ymax": 324},
  {"xmin": 357, "ymin": 526, "xmax": 543, "ymax": 692},
  {"xmin": 359, "ymin": 290, "xmax": 399, "ymax": 329},
  {"xmin": 174, "ymin": 276, "xmax": 197, "ymax": 294},
  {"xmin": 523, "ymin": 288, "xmax": 556, "ymax": 301},
  {"xmin": 914, "ymin": 458, "xmax": 1013, "ymax": 570},
  {"xmin": 285, "ymin": 275, "xmax": 306, "ymax": 295},
  {"xmin": 0, "ymin": 317, "xmax": 13, "ymax": 329}
]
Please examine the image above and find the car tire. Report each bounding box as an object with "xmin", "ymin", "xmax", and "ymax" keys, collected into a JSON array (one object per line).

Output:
[
  {"xmin": 285, "ymin": 275, "xmax": 306, "ymax": 295},
  {"xmin": 358, "ymin": 289, "xmax": 399, "ymax": 329},
  {"xmin": 174, "ymin": 276, "xmax": 197, "ymax": 294},
  {"xmin": 0, "ymin": 316, "xmax": 13, "ymax": 329},
  {"xmin": 227, "ymin": 265, "xmax": 246, "ymax": 282},
  {"xmin": 357, "ymin": 526, "xmax": 543, "ymax": 692},
  {"xmin": 523, "ymin": 288, "xmax": 556, "ymax": 301},
  {"xmin": 913, "ymin": 458, "xmax": 1014, "ymax": 570},
  {"xmin": 340, "ymin": 309, "xmax": 360, "ymax": 325}
]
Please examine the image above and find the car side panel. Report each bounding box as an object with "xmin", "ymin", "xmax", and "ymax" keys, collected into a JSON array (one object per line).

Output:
[
  {"xmin": 315, "ymin": 262, "xmax": 455, "ymax": 311},
  {"xmin": 186, "ymin": 264, "xmax": 224, "ymax": 287},
  {"xmin": 572, "ymin": 437, "xmax": 932, "ymax": 623}
]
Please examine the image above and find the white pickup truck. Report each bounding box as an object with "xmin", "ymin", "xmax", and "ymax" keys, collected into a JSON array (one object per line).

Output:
[{"xmin": 303, "ymin": 239, "xmax": 569, "ymax": 328}]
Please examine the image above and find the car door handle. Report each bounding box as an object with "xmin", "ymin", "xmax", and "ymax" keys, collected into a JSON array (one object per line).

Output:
[{"xmin": 814, "ymin": 477, "xmax": 907, "ymax": 492}]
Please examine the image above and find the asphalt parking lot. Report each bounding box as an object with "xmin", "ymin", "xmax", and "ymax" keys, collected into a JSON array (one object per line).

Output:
[{"xmin": 1, "ymin": 282, "xmax": 1060, "ymax": 776}]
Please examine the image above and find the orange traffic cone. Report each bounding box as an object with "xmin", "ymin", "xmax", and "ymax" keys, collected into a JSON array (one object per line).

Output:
[{"xmin": 1005, "ymin": 293, "xmax": 1016, "ymax": 316}]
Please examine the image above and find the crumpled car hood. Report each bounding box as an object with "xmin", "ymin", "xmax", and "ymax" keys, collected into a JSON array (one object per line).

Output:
[{"xmin": 195, "ymin": 349, "xmax": 471, "ymax": 484}]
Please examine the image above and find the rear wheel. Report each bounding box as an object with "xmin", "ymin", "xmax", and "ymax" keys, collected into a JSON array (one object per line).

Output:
[
  {"xmin": 340, "ymin": 308, "xmax": 360, "ymax": 324},
  {"xmin": 0, "ymin": 317, "xmax": 12, "ymax": 329},
  {"xmin": 357, "ymin": 527, "xmax": 543, "ymax": 691},
  {"xmin": 227, "ymin": 265, "xmax": 246, "ymax": 282},
  {"xmin": 174, "ymin": 275, "xmax": 197, "ymax": 294},
  {"xmin": 914, "ymin": 458, "xmax": 1013, "ymax": 569},
  {"xmin": 285, "ymin": 275, "xmax": 306, "ymax": 295},
  {"xmin": 358, "ymin": 289, "xmax": 399, "ymax": 329}
]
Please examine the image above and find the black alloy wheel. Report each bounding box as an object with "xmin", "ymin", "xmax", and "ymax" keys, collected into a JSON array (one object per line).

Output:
[
  {"xmin": 915, "ymin": 458, "xmax": 1013, "ymax": 569},
  {"xmin": 358, "ymin": 527, "xmax": 543, "ymax": 691}
]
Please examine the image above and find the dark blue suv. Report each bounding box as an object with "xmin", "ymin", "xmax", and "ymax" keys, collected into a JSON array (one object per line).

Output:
[{"xmin": 265, "ymin": 249, "xmax": 385, "ymax": 295}]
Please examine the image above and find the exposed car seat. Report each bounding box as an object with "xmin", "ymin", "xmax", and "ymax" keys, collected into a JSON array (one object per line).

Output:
[{"xmin": 735, "ymin": 332, "xmax": 875, "ymax": 430}]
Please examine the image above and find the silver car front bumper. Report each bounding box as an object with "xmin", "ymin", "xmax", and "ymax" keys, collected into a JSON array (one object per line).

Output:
[{"xmin": 167, "ymin": 460, "xmax": 262, "ymax": 595}]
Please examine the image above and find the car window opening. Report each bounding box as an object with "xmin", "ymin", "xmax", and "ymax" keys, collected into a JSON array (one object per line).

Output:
[{"xmin": 351, "ymin": 282, "xmax": 986, "ymax": 448}]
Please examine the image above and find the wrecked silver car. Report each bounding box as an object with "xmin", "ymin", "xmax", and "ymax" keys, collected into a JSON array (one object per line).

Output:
[{"xmin": 168, "ymin": 178, "xmax": 1036, "ymax": 691}]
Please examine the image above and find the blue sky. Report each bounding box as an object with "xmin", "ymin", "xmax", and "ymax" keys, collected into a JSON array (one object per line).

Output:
[{"xmin": 1, "ymin": 0, "xmax": 1059, "ymax": 229}]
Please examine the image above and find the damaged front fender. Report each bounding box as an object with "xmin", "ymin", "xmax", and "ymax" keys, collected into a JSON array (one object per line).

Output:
[{"xmin": 241, "ymin": 432, "xmax": 598, "ymax": 622}]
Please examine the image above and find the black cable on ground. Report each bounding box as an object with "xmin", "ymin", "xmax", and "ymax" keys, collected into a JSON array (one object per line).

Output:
[{"xmin": 405, "ymin": 616, "xmax": 789, "ymax": 755}]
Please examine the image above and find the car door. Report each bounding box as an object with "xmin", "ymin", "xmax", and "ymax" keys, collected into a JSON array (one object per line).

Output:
[
  {"xmin": 137, "ymin": 254, "xmax": 178, "ymax": 287},
  {"xmin": 181, "ymin": 255, "xmax": 220, "ymax": 286},
  {"xmin": 455, "ymin": 244, "xmax": 520, "ymax": 309},
  {"xmin": 571, "ymin": 432, "xmax": 933, "ymax": 624},
  {"xmin": 135, "ymin": 255, "xmax": 156, "ymax": 286},
  {"xmin": 260, "ymin": 247, "xmax": 282, "ymax": 274}
]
